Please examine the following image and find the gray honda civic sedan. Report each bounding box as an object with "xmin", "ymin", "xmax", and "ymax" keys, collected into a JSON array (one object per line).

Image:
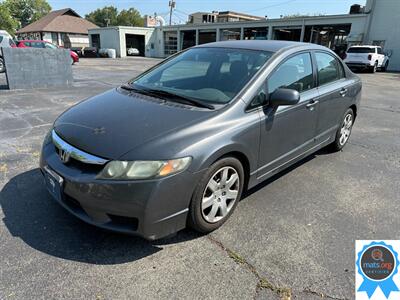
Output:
[{"xmin": 40, "ymin": 40, "xmax": 362, "ymax": 240}]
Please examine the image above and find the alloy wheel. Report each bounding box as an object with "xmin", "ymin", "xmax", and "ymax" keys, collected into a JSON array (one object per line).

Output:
[
  {"xmin": 339, "ymin": 113, "xmax": 353, "ymax": 146},
  {"xmin": 201, "ymin": 166, "xmax": 240, "ymax": 223}
]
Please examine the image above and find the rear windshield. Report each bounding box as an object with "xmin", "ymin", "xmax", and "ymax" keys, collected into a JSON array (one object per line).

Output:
[{"xmin": 347, "ymin": 47, "xmax": 375, "ymax": 53}]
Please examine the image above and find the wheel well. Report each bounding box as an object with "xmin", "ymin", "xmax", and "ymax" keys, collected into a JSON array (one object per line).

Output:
[
  {"xmin": 349, "ymin": 104, "xmax": 357, "ymax": 120},
  {"xmin": 213, "ymin": 151, "xmax": 250, "ymax": 191}
]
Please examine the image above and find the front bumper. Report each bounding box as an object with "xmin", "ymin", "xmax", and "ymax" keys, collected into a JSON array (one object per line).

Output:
[{"xmin": 40, "ymin": 140, "xmax": 203, "ymax": 240}]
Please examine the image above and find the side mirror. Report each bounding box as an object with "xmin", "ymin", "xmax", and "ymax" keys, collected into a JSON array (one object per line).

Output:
[{"xmin": 269, "ymin": 88, "xmax": 300, "ymax": 107}]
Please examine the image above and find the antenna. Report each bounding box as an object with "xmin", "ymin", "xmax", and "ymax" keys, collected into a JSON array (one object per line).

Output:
[{"xmin": 169, "ymin": 0, "xmax": 176, "ymax": 25}]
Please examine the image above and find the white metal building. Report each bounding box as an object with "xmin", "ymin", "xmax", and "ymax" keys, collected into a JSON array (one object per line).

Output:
[{"xmin": 88, "ymin": 0, "xmax": 400, "ymax": 71}]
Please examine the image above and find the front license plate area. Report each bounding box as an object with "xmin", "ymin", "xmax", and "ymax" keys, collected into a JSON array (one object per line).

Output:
[{"xmin": 44, "ymin": 166, "xmax": 63, "ymax": 202}]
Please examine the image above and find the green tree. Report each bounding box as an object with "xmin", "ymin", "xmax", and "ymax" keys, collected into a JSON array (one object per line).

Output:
[
  {"xmin": 85, "ymin": 6, "xmax": 119, "ymax": 27},
  {"xmin": 4, "ymin": 0, "xmax": 51, "ymax": 28},
  {"xmin": 0, "ymin": 2, "xmax": 19, "ymax": 35},
  {"xmin": 117, "ymin": 8, "xmax": 144, "ymax": 27}
]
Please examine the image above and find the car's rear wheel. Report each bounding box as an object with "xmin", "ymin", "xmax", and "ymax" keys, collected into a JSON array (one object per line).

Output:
[
  {"xmin": 189, "ymin": 157, "xmax": 244, "ymax": 233},
  {"xmin": 0, "ymin": 57, "xmax": 5, "ymax": 73},
  {"xmin": 331, "ymin": 108, "xmax": 354, "ymax": 151}
]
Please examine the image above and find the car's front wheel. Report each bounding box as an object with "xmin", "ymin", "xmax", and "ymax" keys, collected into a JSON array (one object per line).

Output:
[
  {"xmin": 331, "ymin": 108, "xmax": 354, "ymax": 151},
  {"xmin": 0, "ymin": 57, "xmax": 5, "ymax": 73},
  {"xmin": 189, "ymin": 157, "xmax": 244, "ymax": 233}
]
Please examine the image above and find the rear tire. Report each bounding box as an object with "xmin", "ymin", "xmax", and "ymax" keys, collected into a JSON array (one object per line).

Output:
[
  {"xmin": 188, "ymin": 157, "xmax": 244, "ymax": 233},
  {"xmin": 0, "ymin": 57, "xmax": 5, "ymax": 73},
  {"xmin": 369, "ymin": 62, "xmax": 377, "ymax": 73},
  {"xmin": 330, "ymin": 108, "xmax": 354, "ymax": 152}
]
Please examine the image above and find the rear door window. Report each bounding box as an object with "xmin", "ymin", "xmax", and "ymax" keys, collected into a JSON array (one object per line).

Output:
[{"xmin": 315, "ymin": 52, "xmax": 344, "ymax": 86}]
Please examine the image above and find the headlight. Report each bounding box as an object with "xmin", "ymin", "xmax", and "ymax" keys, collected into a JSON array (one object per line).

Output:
[{"xmin": 97, "ymin": 157, "xmax": 192, "ymax": 180}]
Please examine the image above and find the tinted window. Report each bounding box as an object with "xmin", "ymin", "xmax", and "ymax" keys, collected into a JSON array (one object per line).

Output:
[
  {"xmin": 23, "ymin": 42, "xmax": 31, "ymax": 47},
  {"xmin": 31, "ymin": 42, "xmax": 45, "ymax": 48},
  {"xmin": 315, "ymin": 52, "xmax": 343, "ymax": 86},
  {"xmin": 44, "ymin": 42, "xmax": 57, "ymax": 49},
  {"xmin": 0, "ymin": 36, "xmax": 3, "ymax": 43},
  {"xmin": 268, "ymin": 52, "xmax": 314, "ymax": 94},
  {"xmin": 134, "ymin": 47, "xmax": 273, "ymax": 104},
  {"xmin": 377, "ymin": 47, "xmax": 383, "ymax": 54},
  {"xmin": 347, "ymin": 47, "xmax": 374, "ymax": 53}
]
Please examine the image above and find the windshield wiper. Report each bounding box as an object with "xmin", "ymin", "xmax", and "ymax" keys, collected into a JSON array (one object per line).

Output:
[{"xmin": 144, "ymin": 89, "xmax": 215, "ymax": 110}]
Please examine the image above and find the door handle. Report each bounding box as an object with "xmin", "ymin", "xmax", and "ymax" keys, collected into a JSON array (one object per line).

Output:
[
  {"xmin": 340, "ymin": 88, "xmax": 348, "ymax": 97},
  {"xmin": 306, "ymin": 100, "xmax": 319, "ymax": 110}
]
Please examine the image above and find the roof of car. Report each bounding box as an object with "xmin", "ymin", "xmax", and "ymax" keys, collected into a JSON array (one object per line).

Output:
[
  {"xmin": 349, "ymin": 45, "xmax": 380, "ymax": 48},
  {"xmin": 195, "ymin": 40, "xmax": 319, "ymax": 52},
  {"xmin": 18, "ymin": 40, "xmax": 47, "ymax": 42}
]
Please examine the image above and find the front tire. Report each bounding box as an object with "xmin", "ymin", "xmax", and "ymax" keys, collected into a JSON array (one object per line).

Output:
[
  {"xmin": 0, "ymin": 57, "xmax": 5, "ymax": 73},
  {"xmin": 188, "ymin": 157, "xmax": 244, "ymax": 233},
  {"xmin": 330, "ymin": 108, "xmax": 354, "ymax": 151}
]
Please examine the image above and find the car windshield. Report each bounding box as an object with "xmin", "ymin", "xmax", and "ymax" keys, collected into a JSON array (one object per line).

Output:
[
  {"xmin": 347, "ymin": 47, "xmax": 374, "ymax": 53},
  {"xmin": 132, "ymin": 47, "xmax": 273, "ymax": 104}
]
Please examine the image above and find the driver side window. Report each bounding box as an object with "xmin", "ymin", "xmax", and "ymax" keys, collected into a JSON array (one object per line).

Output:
[
  {"xmin": 248, "ymin": 52, "xmax": 313, "ymax": 110},
  {"xmin": 268, "ymin": 52, "xmax": 314, "ymax": 94}
]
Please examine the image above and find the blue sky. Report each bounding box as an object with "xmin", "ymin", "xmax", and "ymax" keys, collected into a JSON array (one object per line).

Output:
[{"xmin": 48, "ymin": 0, "xmax": 367, "ymax": 24}]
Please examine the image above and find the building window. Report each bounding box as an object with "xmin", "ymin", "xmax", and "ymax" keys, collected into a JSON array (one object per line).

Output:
[
  {"xmin": 51, "ymin": 32, "xmax": 58, "ymax": 45},
  {"xmin": 220, "ymin": 28, "xmax": 241, "ymax": 41},
  {"xmin": 91, "ymin": 34, "xmax": 101, "ymax": 49},
  {"xmin": 164, "ymin": 31, "xmax": 178, "ymax": 56},
  {"xmin": 243, "ymin": 27, "xmax": 268, "ymax": 40}
]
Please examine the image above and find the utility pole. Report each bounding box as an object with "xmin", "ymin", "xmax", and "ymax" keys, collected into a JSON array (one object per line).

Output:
[{"xmin": 169, "ymin": 0, "xmax": 176, "ymax": 26}]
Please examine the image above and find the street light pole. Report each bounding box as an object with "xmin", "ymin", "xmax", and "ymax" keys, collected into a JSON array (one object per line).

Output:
[{"xmin": 169, "ymin": 0, "xmax": 176, "ymax": 25}]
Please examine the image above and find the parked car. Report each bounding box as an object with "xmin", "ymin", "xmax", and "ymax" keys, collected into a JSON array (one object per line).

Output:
[
  {"xmin": 82, "ymin": 47, "xmax": 97, "ymax": 58},
  {"xmin": 127, "ymin": 47, "xmax": 140, "ymax": 56},
  {"xmin": 343, "ymin": 45, "xmax": 389, "ymax": 72},
  {"xmin": 0, "ymin": 30, "xmax": 16, "ymax": 73},
  {"xmin": 40, "ymin": 40, "xmax": 362, "ymax": 240},
  {"xmin": 16, "ymin": 40, "xmax": 79, "ymax": 64},
  {"xmin": 70, "ymin": 46, "xmax": 84, "ymax": 57}
]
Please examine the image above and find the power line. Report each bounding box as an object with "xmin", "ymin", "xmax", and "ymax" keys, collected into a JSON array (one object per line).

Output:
[{"xmin": 245, "ymin": 0, "xmax": 299, "ymax": 13}]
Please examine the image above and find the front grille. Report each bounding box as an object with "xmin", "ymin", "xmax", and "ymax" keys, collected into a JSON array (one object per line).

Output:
[
  {"xmin": 51, "ymin": 130, "xmax": 108, "ymax": 173},
  {"xmin": 54, "ymin": 146, "xmax": 104, "ymax": 173}
]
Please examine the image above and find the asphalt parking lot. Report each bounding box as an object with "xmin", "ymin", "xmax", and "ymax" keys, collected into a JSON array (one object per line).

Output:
[{"xmin": 0, "ymin": 58, "xmax": 399, "ymax": 300}]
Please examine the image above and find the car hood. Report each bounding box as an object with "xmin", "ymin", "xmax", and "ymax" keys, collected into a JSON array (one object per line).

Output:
[{"xmin": 54, "ymin": 88, "xmax": 213, "ymax": 160}]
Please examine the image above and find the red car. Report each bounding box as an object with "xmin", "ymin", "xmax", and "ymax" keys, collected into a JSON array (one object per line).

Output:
[{"xmin": 17, "ymin": 40, "xmax": 79, "ymax": 64}]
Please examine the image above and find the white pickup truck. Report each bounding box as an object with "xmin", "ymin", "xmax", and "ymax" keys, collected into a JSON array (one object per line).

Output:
[{"xmin": 344, "ymin": 45, "xmax": 389, "ymax": 73}]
